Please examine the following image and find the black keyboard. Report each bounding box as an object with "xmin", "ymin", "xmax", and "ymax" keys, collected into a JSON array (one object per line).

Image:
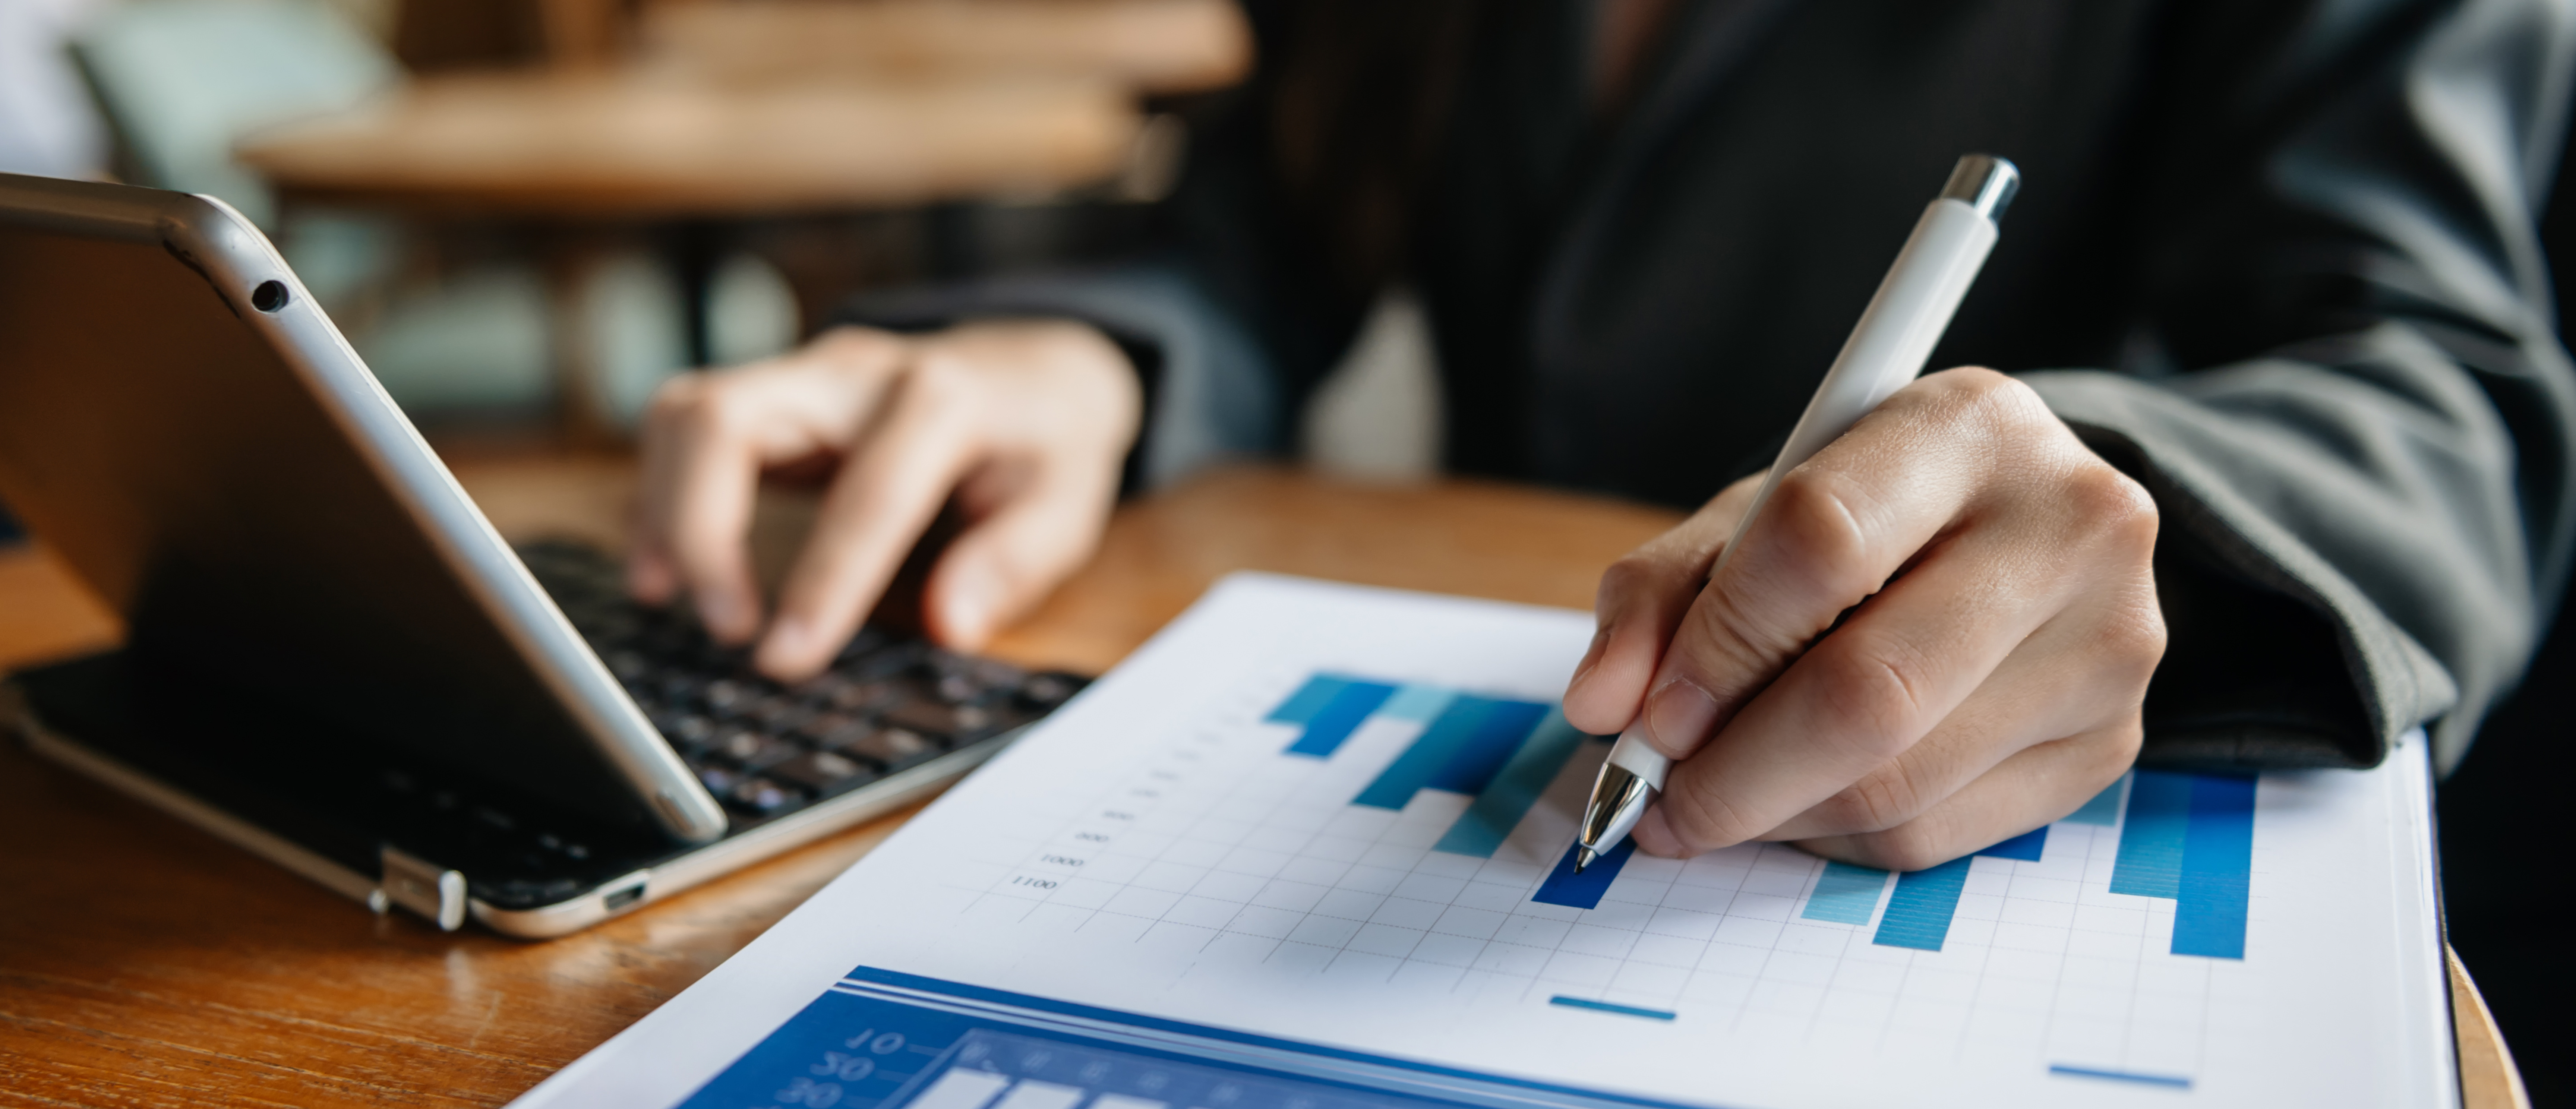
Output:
[{"xmin": 517, "ymin": 540, "xmax": 1084, "ymax": 828}]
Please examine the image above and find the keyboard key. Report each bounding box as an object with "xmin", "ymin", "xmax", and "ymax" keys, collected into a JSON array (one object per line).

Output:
[
  {"xmin": 827, "ymin": 680, "xmax": 896, "ymax": 712},
  {"xmin": 1019, "ymin": 673, "xmax": 1078, "ymax": 708},
  {"xmin": 796, "ymin": 712, "xmax": 872, "ymax": 749},
  {"xmin": 708, "ymin": 729, "xmax": 798, "ymax": 772},
  {"xmin": 697, "ymin": 765, "xmax": 744, "ymax": 795},
  {"xmin": 745, "ymin": 695, "xmax": 813, "ymax": 733},
  {"xmin": 727, "ymin": 777, "xmax": 799, "ymax": 815},
  {"xmin": 842, "ymin": 726, "xmax": 936, "ymax": 770},
  {"xmin": 768, "ymin": 751, "xmax": 874, "ymax": 794},
  {"xmin": 658, "ymin": 712, "xmax": 716, "ymax": 750},
  {"xmin": 881, "ymin": 700, "xmax": 991, "ymax": 740},
  {"xmin": 702, "ymin": 679, "xmax": 752, "ymax": 715}
]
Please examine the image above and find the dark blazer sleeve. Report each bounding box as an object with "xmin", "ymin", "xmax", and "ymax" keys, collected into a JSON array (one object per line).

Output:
[{"xmin": 2019, "ymin": 0, "xmax": 2576, "ymax": 773}]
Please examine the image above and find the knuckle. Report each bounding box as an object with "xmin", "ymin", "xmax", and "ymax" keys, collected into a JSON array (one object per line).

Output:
[
  {"xmin": 2101, "ymin": 598, "xmax": 2170, "ymax": 674},
  {"xmin": 1660, "ymin": 781, "xmax": 1762, "ymax": 853},
  {"xmin": 1827, "ymin": 768, "xmax": 1929, "ymax": 834},
  {"xmin": 1803, "ymin": 635, "xmax": 1932, "ymax": 758},
  {"xmin": 1761, "ymin": 470, "xmax": 1875, "ymax": 592},
  {"xmin": 1852, "ymin": 821, "xmax": 1955, "ymax": 874},
  {"xmin": 2064, "ymin": 462, "xmax": 2159, "ymax": 539}
]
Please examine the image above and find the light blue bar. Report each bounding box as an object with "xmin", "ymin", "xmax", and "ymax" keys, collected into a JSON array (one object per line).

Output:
[
  {"xmin": 1353, "ymin": 696, "xmax": 1499, "ymax": 808},
  {"xmin": 1547, "ymin": 996, "xmax": 1675, "ymax": 1021},
  {"xmin": 2172, "ymin": 772, "xmax": 2257, "ymax": 959},
  {"xmin": 2109, "ymin": 770, "xmax": 2192, "ymax": 898},
  {"xmin": 1800, "ymin": 862, "xmax": 1890, "ymax": 925},
  {"xmin": 1266, "ymin": 675, "xmax": 1349, "ymax": 725},
  {"xmin": 1871, "ymin": 857, "xmax": 1972, "ymax": 951},
  {"xmin": 1377, "ymin": 685, "xmax": 1456, "ymax": 723},
  {"xmin": 2064, "ymin": 773, "xmax": 2128, "ymax": 826},
  {"xmin": 1432, "ymin": 710, "xmax": 1586, "ymax": 857},
  {"xmin": 2048, "ymin": 1064, "xmax": 2193, "ymax": 1089}
]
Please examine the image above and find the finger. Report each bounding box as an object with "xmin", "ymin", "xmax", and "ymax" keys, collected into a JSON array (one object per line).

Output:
[
  {"xmin": 626, "ymin": 540, "xmax": 680, "ymax": 606},
  {"xmin": 629, "ymin": 330, "xmax": 912, "ymax": 639},
  {"xmin": 1756, "ymin": 581, "xmax": 2163, "ymax": 841},
  {"xmin": 1633, "ymin": 448, "xmax": 2157, "ymax": 854},
  {"xmin": 634, "ymin": 373, "xmax": 768, "ymax": 642},
  {"xmin": 1560, "ymin": 474, "xmax": 1759, "ymax": 734},
  {"xmin": 754, "ymin": 364, "xmax": 985, "ymax": 680},
  {"xmin": 923, "ymin": 458, "xmax": 1118, "ymax": 648},
  {"xmin": 1635, "ymin": 370, "xmax": 2071, "ymax": 763},
  {"xmin": 1789, "ymin": 720, "xmax": 2143, "ymax": 872}
]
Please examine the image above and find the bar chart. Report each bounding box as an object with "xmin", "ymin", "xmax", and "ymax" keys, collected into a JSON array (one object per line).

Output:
[
  {"xmin": 919, "ymin": 666, "xmax": 2286, "ymax": 1089},
  {"xmin": 618, "ymin": 579, "xmax": 2448, "ymax": 1109}
]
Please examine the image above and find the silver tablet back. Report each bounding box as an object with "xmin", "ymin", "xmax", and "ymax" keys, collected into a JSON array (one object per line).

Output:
[{"xmin": 0, "ymin": 173, "xmax": 726, "ymax": 843}]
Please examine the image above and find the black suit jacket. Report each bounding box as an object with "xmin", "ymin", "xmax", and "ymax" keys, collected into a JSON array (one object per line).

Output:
[{"xmin": 850, "ymin": 0, "xmax": 2576, "ymax": 775}]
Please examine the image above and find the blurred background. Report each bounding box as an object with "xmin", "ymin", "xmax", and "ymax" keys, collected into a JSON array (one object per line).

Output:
[{"xmin": 0, "ymin": 0, "xmax": 2564, "ymax": 1098}]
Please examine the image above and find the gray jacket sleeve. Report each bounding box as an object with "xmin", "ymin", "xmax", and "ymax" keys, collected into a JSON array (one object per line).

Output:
[{"xmin": 2021, "ymin": 0, "xmax": 2576, "ymax": 773}]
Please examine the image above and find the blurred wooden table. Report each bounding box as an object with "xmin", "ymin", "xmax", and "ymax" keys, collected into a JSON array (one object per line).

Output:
[{"xmin": 0, "ymin": 460, "xmax": 2529, "ymax": 1107}]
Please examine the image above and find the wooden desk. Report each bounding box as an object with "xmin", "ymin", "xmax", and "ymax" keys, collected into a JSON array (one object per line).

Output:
[
  {"xmin": 236, "ymin": 72, "xmax": 1143, "ymax": 219},
  {"xmin": 0, "ymin": 461, "xmax": 2528, "ymax": 1107}
]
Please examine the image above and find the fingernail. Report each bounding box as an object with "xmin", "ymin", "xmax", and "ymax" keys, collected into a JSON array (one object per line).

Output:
[
  {"xmin": 1569, "ymin": 625, "xmax": 1612, "ymax": 688},
  {"xmin": 1645, "ymin": 678, "xmax": 1721, "ymax": 757},
  {"xmin": 942, "ymin": 575, "xmax": 993, "ymax": 645},
  {"xmin": 757, "ymin": 614, "xmax": 819, "ymax": 674},
  {"xmin": 1633, "ymin": 804, "xmax": 1681, "ymax": 856},
  {"xmin": 699, "ymin": 591, "xmax": 749, "ymax": 641}
]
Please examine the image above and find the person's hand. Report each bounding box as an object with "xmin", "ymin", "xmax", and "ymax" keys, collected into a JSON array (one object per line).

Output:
[
  {"xmin": 1560, "ymin": 367, "xmax": 2166, "ymax": 870},
  {"xmin": 628, "ymin": 320, "xmax": 1141, "ymax": 682}
]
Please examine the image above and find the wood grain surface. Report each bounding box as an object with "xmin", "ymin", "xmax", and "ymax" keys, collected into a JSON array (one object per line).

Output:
[{"xmin": 0, "ymin": 457, "xmax": 2524, "ymax": 1106}]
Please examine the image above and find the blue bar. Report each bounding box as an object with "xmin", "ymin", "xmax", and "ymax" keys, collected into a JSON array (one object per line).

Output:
[
  {"xmin": 1354, "ymin": 695, "xmax": 1505, "ymax": 808},
  {"xmin": 1547, "ymin": 996, "xmax": 1676, "ymax": 1021},
  {"xmin": 1532, "ymin": 840, "xmax": 1634, "ymax": 909},
  {"xmin": 1976, "ymin": 827, "xmax": 2047, "ymax": 862},
  {"xmin": 1265, "ymin": 675, "xmax": 1348, "ymax": 724},
  {"xmin": 1427, "ymin": 699, "xmax": 1551, "ymax": 796},
  {"xmin": 1801, "ymin": 862, "xmax": 1891, "ymax": 925},
  {"xmin": 2064, "ymin": 774, "xmax": 2128, "ymax": 825},
  {"xmin": 2172, "ymin": 772, "xmax": 2257, "ymax": 959},
  {"xmin": 1433, "ymin": 710, "xmax": 1587, "ymax": 857},
  {"xmin": 2109, "ymin": 770, "xmax": 2193, "ymax": 898},
  {"xmin": 1378, "ymin": 685, "xmax": 1456, "ymax": 722},
  {"xmin": 1283, "ymin": 679, "xmax": 1398, "ymax": 758},
  {"xmin": 2047, "ymin": 1064, "xmax": 2193, "ymax": 1089},
  {"xmin": 1871, "ymin": 857, "xmax": 1972, "ymax": 951}
]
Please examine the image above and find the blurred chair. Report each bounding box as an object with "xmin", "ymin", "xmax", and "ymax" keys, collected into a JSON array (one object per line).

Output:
[{"xmin": 75, "ymin": 0, "xmax": 397, "ymax": 227}]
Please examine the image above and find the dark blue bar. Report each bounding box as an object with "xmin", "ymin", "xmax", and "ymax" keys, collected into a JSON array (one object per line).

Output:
[
  {"xmin": 2109, "ymin": 769, "xmax": 2193, "ymax": 898},
  {"xmin": 2047, "ymin": 1064, "xmax": 2193, "ymax": 1089},
  {"xmin": 1353, "ymin": 695, "xmax": 1499, "ymax": 807},
  {"xmin": 1426, "ymin": 699, "xmax": 1550, "ymax": 797},
  {"xmin": 1532, "ymin": 840, "xmax": 1634, "ymax": 909},
  {"xmin": 1285, "ymin": 680, "xmax": 1399, "ymax": 758},
  {"xmin": 2172, "ymin": 772, "xmax": 2257, "ymax": 959},
  {"xmin": 1546, "ymin": 996, "xmax": 1676, "ymax": 1021},
  {"xmin": 1871, "ymin": 857, "xmax": 1972, "ymax": 951},
  {"xmin": 1976, "ymin": 827, "xmax": 2047, "ymax": 862}
]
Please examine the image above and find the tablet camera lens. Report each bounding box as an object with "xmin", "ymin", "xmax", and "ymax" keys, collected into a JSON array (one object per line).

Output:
[{"xmin": 250, "ymin": 280, "xmax": 289, "ymax": 313}]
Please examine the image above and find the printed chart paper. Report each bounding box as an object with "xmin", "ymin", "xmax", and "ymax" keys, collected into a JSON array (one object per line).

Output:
[{"xmin": 511, "ymin": 574, "xmax": 2452, "ymax": 1109}]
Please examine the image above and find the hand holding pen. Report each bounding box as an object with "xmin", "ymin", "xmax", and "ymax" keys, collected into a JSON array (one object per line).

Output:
[{"xmin": 1561, "ymin": 157, "xmax": 2168, "ymax": 872}]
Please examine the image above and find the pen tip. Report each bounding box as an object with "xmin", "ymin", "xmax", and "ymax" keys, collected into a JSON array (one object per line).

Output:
[{"xmin": 1573, "ymin": 847, "xmax": 1596, "ymax": 874}]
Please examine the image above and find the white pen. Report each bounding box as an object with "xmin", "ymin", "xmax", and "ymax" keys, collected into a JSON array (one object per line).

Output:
[{"xmin": 1571, "ymin": 154, "xmax": 2021, "ymax": 872}]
